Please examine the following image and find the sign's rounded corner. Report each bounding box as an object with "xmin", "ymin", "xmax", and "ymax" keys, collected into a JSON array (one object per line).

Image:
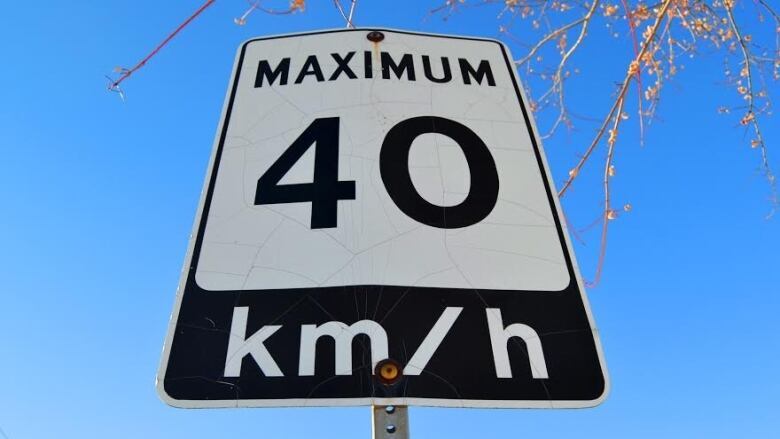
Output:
[
  {"xmin": 585, "ymin": 372, "xmax": 611, "ymax": 408},
  {"xmin": 156, "ymin": 376, "xmax": 191, "ymax": 409},
  {"xmin": 238, "ymin": 37, "xmax": 262, "ymax": 54},
  {"xmin": 598, "ymin": 358, "xmax": 612, "ymax": 401},
  {"xmin": 569, "ymin": 368, "xmax": 610, "ymax": 409},
  {"xmin": 472, "ymin": 35, "xmax": 512, "ymax": 54}
]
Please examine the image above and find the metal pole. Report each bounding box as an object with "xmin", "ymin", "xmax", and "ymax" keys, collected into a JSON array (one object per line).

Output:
[{"xmin": 372, "ymin": 405, "xmax": 409, "ymax": 439}]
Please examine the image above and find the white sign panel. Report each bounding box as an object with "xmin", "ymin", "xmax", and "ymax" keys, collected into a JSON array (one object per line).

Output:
[{"xmin": 158, "ymin": 29, "xmax": 608, "ymax": 409}]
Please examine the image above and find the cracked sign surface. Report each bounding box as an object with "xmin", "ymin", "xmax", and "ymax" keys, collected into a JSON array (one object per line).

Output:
[{"xmin": 157, "ymin": 29, "xmax": 608, "ymax": 408}]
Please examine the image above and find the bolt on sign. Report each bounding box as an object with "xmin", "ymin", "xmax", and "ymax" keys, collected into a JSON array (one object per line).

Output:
[{"xmin": 157, "ymin": 29, "xmax": 608, "ymax": 408}]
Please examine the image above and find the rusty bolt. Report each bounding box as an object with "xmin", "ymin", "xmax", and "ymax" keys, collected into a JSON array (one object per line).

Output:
[{"xmin": 367, "ymin": 31, "xmax": 385, "ymax": 43}]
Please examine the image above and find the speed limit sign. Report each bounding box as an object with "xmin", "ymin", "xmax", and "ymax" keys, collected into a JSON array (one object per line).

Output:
[{"xmin": 157, "ymin": 29, "xmax": 608, "ymax": 409}]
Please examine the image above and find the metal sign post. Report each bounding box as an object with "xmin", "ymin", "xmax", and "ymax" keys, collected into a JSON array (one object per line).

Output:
[{"xmin": 373, "ymin": 406, "xmax": 409, "ymax": 439}]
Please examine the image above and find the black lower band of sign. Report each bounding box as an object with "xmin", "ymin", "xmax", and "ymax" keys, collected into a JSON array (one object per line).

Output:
[{"xmin": 162, "ymin": 278, "xmax": 605, "ymax": 403}]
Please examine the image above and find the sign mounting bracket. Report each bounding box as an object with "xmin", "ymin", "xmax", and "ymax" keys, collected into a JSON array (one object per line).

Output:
[{"xmin": 372, "ymin": 405, "xmax": 409, "ymax": 439}]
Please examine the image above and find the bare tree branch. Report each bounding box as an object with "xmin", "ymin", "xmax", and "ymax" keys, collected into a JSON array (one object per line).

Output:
[
  {"xmin": 725, "ymin": 0, "xmax": 778, "ymax": 217},
  {"xmin": 334, "ymin": 0, "xmax": 357, "ymax": 28},
  {"xmin": 558, "ymin": 0, "xmax": 674, "ymax": 197}
]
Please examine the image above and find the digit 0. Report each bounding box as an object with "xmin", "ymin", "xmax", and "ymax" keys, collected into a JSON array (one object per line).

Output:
[{"xmin": 380, "ymin": 116, "xmax": 499, "ymax": 229}]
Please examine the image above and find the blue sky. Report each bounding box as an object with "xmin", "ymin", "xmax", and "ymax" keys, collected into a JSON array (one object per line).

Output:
[{"xmin": 0, "ymin": 1, "xmax": 778, "ymax": 438}]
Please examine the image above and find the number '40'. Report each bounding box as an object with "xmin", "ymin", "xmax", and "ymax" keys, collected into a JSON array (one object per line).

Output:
[{"xmin": 255, "ymin": 116, "xmax": 499, "ymax": 230}]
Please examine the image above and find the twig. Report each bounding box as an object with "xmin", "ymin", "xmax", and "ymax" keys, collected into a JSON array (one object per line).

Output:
[
  {"xmin": 755, "ymin": 0, "xmax": 780, "ymax": 23},
  {"xmin": 334, "ymin": 0, "xmax": 357, "ymax": 28},
  {"xmin": 588, "ymin": 94, "xmax": 626, "ymax": 287},
  {"xmin": 347, "ymin": 0, "xmax": 357, "ymax": 26},
  {"xmin": 725, "ymin": 0, "xmax": 778, "ymax": 218},
  {"xmin": 108, "ymin": 0, "xmax": 216, "ymax": 93},
  {"xmin": 235, "ymin": 1, "xmax": 261, "ymax": 25},
  {"xmin": 548, "ymin": 0, "xmax": 601, "ymax": 137},
  {"xmin": 619, "ymin": 0, "xmax": 645, "ymax": 145},
  {"xmin": 514, "ymin": 17, "xmax": 587, "ymax": 66},
  {"xmin": 558, "ymin": 0, "xmax": 674, "ymax": 198}
]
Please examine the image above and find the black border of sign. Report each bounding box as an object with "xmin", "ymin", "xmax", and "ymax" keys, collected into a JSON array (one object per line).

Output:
[{"xmin": 156, "ymin": 28, "xmax": 609, "ymax": 409}]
